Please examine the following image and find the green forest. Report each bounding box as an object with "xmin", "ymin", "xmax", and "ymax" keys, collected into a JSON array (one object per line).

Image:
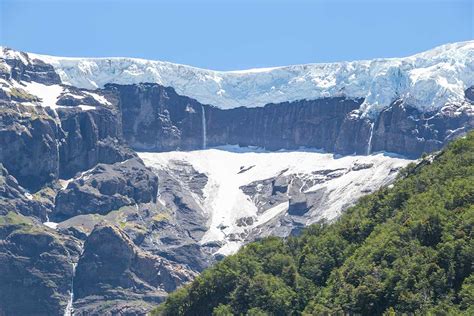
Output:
[{"xmin": 153, "ymin": 132, "xmax": 474, "ymax": 315}]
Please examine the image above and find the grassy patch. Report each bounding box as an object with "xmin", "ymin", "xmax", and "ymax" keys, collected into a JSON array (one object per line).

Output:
[{"xmin": 8, "ymin": 87, "xmax": 39, "ymax": 102}]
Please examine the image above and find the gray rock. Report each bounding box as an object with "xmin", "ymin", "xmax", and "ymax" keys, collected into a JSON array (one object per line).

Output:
[
  {"xmin": 54, "ymin": 158, "xmax": 158, "ymax": 221},
  {"xmin": 73, "ymin": 224, "xmax": 196, "ymax": 314},
  {"xmin": 107, "ymin": 82, "xmax": 473, "ymax": 158},
  {"xmin": 272, "ymin": 176, "xmax": 289, "ymax": 195},
  {"xmin": 57, "ymin": 105, "xmax": 136, "ymax": 180},
  {"xmin": 0, "ymin": 103, "xmax": 61, "ymax": 190},
  {"xmin": 288, "ymin": 192, "xmax": 309, "ymax": 216},
  {"xmin": 0, "ymin": 164, "xmax": 53, "ymax": 221},
  {"xmin": 1, "ymin": 48, "xmax": 61, "ymax": 84},
  {"xmin": 352, "ymin": 162, "xmax": 374, "ymax": 171},
  {"xmin": 0, "ymin": 214, "xmax": 82, "ymax": 316},
  {"xmin": 371, "ymin": 100, "xmax": 474, "ymax": 158}
]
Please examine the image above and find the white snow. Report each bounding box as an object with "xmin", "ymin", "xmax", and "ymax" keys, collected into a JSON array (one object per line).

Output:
[
  {"xmin": 82, "ymin": 90, "xmax": 111, "ymax": 106},
  {"xmin": 23, "ymin": 81, "xmax": 63, "ymax": 108},
  {"xmin": 8, "ymin": 41, "xmax": 469, "ymax": 117},
  {"xmin": 78, "ymin": 104, "xmax": 96, "ymax": 111},
  {"xmin": 5, "ymin": 80, "xmax": 98, "ymax": 111},
  {"xmin": 139, "ymin": 147, "xmax": 411, "ymax": 255},
  {"xmin": 58, "ymin": 178, "xmax": 73, "ymax": 190},
  {"xmin": 43, "ymin": 221, "xmax": 59, "ymax": 229}
]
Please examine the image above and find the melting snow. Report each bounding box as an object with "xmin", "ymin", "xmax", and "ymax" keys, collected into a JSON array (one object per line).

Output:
[
  {"xmin": 139, "ymin": 147, "xmax": 412, "ymax": 255},
  {"xmin": 43, "ymin": 221, "xmax": 59, "ymax": 229},
  {"xmin": 23, "ymin": 82, "xmax": 63, "ymax": 108}
]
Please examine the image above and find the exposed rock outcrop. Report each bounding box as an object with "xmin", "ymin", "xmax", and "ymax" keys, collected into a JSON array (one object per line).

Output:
[
  {"xmin": 109, "ymin": 83, "xmax": 473, "ymax": 158},
  {"xmin": 0, "ymin": 213, "xmax": 82, "ymax": 316},
  {"xmin": 54, "ymin": 158, "xmax": 158, "ymax": 221},
  {"xmin": 0, "ymin": 164, "xmax": 52, "ymax": 221},
  {"xmin": 0, "ymin": 103, "xmax": 62, "ymax": 190},
  {"xmin": 1, "ymin": 50, "xmax": 61, "ymax": 84},
  {"xmin": 73, "ymin": 224, "xmax": 195, "ymax": 315},
  {"xmin": 370, "ymin": 100, "xmax": 474, "ymax": 157},
  {"xmin": 0, "ymin": 100, "xmax": 135, "ymax": 191},
  {"xmin": 0, "ymin": 50, "xmax": 135, "ymax": 191},
  {"xmin": 57, "ymin": 105, "xmax": 136, "ymax": 180}
]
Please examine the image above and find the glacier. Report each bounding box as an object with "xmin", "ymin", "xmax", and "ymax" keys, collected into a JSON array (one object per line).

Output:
[{"xmin": 3, "ymin": 40, "xmax": 468, "ymax": 117}]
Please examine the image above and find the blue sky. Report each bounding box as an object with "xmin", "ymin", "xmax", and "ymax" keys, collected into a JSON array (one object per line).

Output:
[{"xmin": 1, "ymin": 0, "xmax": 472, "ymax": 70}]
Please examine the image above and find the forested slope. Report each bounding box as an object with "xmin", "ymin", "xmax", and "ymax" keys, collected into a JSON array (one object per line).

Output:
[{"xmin": 154, "ymin": 132, "xmax": 474, "ymax": 315}]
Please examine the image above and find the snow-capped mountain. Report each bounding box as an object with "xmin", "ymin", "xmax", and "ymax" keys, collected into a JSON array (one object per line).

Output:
[
  {"xmin": 8, "ymin": 40, "xmax": 472, "ymax": 116},
  {"xmin": 0, "ymin": 41, "xmax": 472, "ymax": 314}
]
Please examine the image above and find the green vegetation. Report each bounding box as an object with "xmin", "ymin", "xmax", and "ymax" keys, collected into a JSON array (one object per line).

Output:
[
  {"xmin": 153, "ymin": 132, "xmax": 474, "ymax": 315},
  {"xmin": 152, "ymin": 212, "xmax": 171, "ymax": 223},
  {"xmin": 0, "ymin": 211, "xmax": 33, "ymax": 226},
  {"xmin": 8, "ymin": 87, "xmax": 39, "ymax": 102}
]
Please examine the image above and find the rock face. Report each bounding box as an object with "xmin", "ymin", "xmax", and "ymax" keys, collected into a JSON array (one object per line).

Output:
[
  {"xmin": 57, "ymin": 105, "xmax": 135, "ymax": 180},
  {"xmin": 73, "ymin": 224, "xmax": 195, "ymax": 315},
  {"xmin": 149, "ymin": 162, "xmax": 211, "ymax": 271},
  {"xmin": 1, "ymin": 51, "xmax": 61, "ymax": 84},
  {"xmin": 0, "ymin": 50, "xmax": 135, "ymax": 191},
  {"xmin": 0, "ymin": 103, "xmax": 62, "ymax": 190},
  {"xmin": 0, "ymin": 100, "xmax": 135, "ymax": 192},
  {"xmin": 0, "ymin": 213, "xmax": 82, "ymax": 316},
  {"xmin": 109, "ymin": 83, "xmax": 366, "ymax": 152},
  {"xmin": 370, "ymin": 100, "xmax": 474, "ymax": 157},
  {"xmin": 0, "ymin": 164, "xmax": 52, "ymax": 220},
  {"xmin": 109, "ymin": 83, "xmax": 473, "ymax": 158},
  {"xmin": 54, "ymin": 158, "xmax": 158, "ymax": 221},
  {"xmin": 0, "ymin": 103, "xmax": 136, "ymax": 191}
]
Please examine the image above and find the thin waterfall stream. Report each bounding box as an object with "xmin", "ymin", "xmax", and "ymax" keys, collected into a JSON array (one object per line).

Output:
[
  {"xmin": 201, "ymin": 105, "xmax": 207, "ymax": 149},
  {"xmin": 64, "ymin": 262, "xmax": 77, "ymax": 316},
  {"xmin": 367, "ymin": 122, "xmax": 375, "ymax": 155}
]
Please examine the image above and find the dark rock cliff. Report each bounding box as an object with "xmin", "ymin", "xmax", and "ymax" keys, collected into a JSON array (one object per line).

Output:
[
  {"xmin": 108, "ymin": 83, "xmax": 473, "ymax": 158},
  {"xmin": 57, "ymin": 105, "xmax": 135, "ymax": 180},
  {"xmin": 0, "ymin": 51, "xmax": 135, "ymax": 191},
  {"xmin": 0, "ymin": 98, "xmax": 135, "ymax": 192}
]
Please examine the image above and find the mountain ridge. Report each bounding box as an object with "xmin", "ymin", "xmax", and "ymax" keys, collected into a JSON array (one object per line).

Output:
[
  {"xmin": 0, "ymin": 41, "xmax": 473, "ymax": 315},
  {"xmin": 2, "ymin": 41, "xmax": 473, "ymax": 115}
]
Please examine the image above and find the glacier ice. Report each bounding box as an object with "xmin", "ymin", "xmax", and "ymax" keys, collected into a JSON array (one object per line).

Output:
[{"xmin": 3, "ymin": 41, "xmax": 467, "ymax": 117}]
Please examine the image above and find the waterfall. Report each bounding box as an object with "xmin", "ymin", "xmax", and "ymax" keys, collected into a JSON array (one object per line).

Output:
[
  {"xmin": 64, "ymin": 263, "xmax": 77, "ymax": 316},
  {"xmin": 367, "ymin": 122, "xmax": 375, "ymax": 155},
  {"xmin": 201, "ymin": 105, "xmax": 207, "ymax": 149}
]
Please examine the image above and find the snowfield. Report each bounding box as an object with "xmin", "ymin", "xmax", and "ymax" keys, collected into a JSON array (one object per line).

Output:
[
  {"xmin": 139, "ymin": 147, "xmax": 412, "ymax": 255},
  {"xmin": 9, "ymin": 40, "xmax": 470, "ymax": 117}
]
